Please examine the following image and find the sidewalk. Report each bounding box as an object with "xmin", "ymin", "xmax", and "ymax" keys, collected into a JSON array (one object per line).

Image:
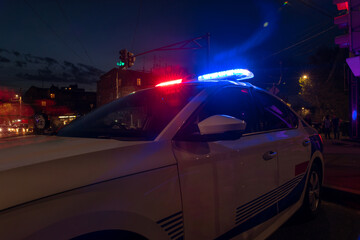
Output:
[{"xmin": 321, "ymin": 134, "xmax": 360, "ymax": 195}]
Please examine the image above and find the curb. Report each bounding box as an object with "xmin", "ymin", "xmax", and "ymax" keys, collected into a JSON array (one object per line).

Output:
[
  {"xmin": 322, "ymin": 186, "xmax": 360, "ymax": 210},
  {"xmin": 323, "ymin": 184, "xmax": 360, "ymax": 195}
]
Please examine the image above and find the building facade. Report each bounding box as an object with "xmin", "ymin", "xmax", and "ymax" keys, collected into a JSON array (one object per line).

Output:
[
  {"xmin": 97, "ymin": 69, "xmax": 158, "ymax": 106},
  {"xmin": 23, "ymin": 85, "xmax": 96, "ymax": 131}
]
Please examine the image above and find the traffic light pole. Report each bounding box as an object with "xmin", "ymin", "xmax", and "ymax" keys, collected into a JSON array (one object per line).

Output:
[
  {"xmin": 120, "ymin": 34, "xmax": 211, "ymax": 70},
  {"xmin": 133, "ymin": 34, "xmax": 210, "ymax": 57}
]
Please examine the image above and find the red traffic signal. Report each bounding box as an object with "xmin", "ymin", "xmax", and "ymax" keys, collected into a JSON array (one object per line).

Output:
[{"xmin": 335, "ymin": 1, "xmax": 349, "ymax": 10}]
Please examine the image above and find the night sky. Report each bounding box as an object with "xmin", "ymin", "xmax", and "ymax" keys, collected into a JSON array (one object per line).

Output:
[{"xmin": 0, "ymin": 0, "xmax": 340, "ymax": 92}]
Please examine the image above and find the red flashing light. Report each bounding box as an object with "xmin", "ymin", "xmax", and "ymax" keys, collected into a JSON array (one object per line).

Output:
[
  {"xmin": 336, "ymin": 2, "xmax": 349, "ymax": 11},
  {"xmin": 156, "ymin": 79, "xmax": 182, "ymax": 87}
]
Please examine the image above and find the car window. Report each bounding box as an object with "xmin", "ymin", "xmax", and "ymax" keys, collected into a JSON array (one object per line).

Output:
[
  {"xmin": 178, "ymin": 87, "xmax": 256, "ymax": 136},
  {"xmin": 253, "ymin": 90, "xmax": 298, "ymax": 131},
  {"xmin": 57, "ymin": 85, "xmax": 204, "ymax": 141}
]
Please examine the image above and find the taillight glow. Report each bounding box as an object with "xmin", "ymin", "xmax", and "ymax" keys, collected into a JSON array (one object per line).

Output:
[{"xmin": 156, "ymin": 79, "xmax": 182, "ymax": 87}]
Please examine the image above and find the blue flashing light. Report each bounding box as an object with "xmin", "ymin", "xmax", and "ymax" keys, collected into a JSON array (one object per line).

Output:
[
  {"xmin": 198, "ymin": 69, "xmax": 254, "ymax": 81},
  {"xmin": 352, "ymin": 110, "xmax": 357, "ymax": 121}
]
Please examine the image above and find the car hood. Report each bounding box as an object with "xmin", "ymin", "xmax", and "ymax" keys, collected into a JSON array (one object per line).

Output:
[{"xmin": 0, "ymin": 135, "xmax": 175, "ymax": 211}]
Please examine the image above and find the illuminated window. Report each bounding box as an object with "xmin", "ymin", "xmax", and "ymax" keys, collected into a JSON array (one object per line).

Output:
[
  {"xmin": 137, "ymin": 78, "xmax": 141, "ymax": 86},
  {"xmin": 50, "ymin": 93, "xmax": 55, "ymax": 99},
  {"xmin": 41, "ymin": 101, "xmax": 46, "ymax": 107}
]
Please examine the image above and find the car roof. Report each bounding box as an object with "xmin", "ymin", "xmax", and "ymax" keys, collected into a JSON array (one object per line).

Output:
[
  {"xmin": 156, "ymin": 79, "xmax": 257, "ymax": 89},
  {"xmin": 180, "ymin": 79, "xmax": 267, "ymax": 93}
]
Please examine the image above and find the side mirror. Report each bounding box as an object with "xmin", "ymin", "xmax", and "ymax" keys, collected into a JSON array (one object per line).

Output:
[{"xmin": 198, "ymin": 115, "xmax": 246, "ymax": 135}]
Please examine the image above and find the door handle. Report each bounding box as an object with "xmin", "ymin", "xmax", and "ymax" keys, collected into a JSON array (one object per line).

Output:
[
  {"xmin": 303, "ymin": 140, "xmax": 311, "ymax": 147},
  {"xmin": 263, "ymin": 151, "xmax": 277, "ymax": 161}
]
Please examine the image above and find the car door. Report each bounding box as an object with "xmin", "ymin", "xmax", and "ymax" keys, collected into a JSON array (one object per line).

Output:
[
  {"xmin": 171, "ymin": 87, "xmax": 280, "ymax": 240},
  {"xmin": 252, "ymin": 90, "xmax": 311, "ymax": 212}
]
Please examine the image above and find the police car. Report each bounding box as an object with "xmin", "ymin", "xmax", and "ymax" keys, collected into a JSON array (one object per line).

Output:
[{"xmin": 0, "ymin": 69, "xmax": 323, "ymax": 240}]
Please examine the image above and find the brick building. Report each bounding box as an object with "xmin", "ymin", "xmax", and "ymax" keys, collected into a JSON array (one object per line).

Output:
[
  {"xmin": 23, "ymin": 85, "xmax": 96, "ymax": 130},
  {"xmin": 97, "ymin": 69, "xmax": 158, "ymax": 106},
  {"xmin": 23, "ymin": 84, "xmax": 96, "ymax": 115}
]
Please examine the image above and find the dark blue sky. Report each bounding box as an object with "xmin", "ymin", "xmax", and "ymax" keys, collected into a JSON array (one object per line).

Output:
[{"xmin": 0, "ymin": 0, "xmax": 340, "ymax": 91}]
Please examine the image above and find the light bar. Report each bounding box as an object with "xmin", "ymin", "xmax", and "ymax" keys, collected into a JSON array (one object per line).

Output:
[
  {"xmin": 198, "ymin": 69, "xmax": 254, "ymax": 81},
  {"xmin": 155, "ymin": 79, "xmax": 182, "ymax": 87}
]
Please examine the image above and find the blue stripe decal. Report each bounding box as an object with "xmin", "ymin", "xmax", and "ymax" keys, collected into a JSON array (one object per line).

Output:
[
  {"xmin": 235, "ymin": 174, "xmax": 304, "ymax": 225},
  {"xmin": 236, "ymin": 174, "xmax": 302, "ymax": 213},
  {"xmin": 216, "ymin": 173, "xmax": 308, "ymax": 239},
  {"xmin": 216, "ymin": 203, "xmax": 278, "ymax": 240},
  {"xmin": 278, "ymin": 172, "xmax": 307, "ymax": 213},
  {"xmin": 157, "ymin": 212, "xmax": 184, "ymax": 240}
]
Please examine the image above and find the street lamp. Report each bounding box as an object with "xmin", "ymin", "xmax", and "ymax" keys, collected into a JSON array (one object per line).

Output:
[{"xmin": 299, "ymin": 74, "xmax": 310, "ymax": 96}]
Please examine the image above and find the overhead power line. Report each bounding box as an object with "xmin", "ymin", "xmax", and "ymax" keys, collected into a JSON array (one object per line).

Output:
[
  {"xmin": 294, "ymin": 0, "xmax": 335, "ymax": 18},
  {"xmin": 266, "ymin": 25, "xmax": 337, "ymax": 58},
  {"xmin": 23, "ymin": 0, "xmax": 84, "ymax": 61},
  {"xmin": 55, "ymin": 0, "xmax": 94, "ymax": 65},
  {"xmin": 131, "ymin": 0, "xmax": 143, "ymax": 50}
]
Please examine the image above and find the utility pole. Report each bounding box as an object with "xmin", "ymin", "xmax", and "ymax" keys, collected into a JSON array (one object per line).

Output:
[{"xmin": 334, "ymin": 0, "xmax": 360, "ymax": 138}]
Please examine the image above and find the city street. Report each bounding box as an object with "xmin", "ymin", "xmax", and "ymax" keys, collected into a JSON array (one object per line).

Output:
[{"xmin": 323, "ymin": 137, "xmax": 360, "ymax": 195}]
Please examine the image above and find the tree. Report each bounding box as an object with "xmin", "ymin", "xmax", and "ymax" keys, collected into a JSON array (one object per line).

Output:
[{"xmin": 299, "ymin": 46, "xmax": 349, "ymax": 120}]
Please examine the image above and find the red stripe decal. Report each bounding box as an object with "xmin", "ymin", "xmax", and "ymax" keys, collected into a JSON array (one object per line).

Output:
[{"xmin": 295, "ymin": 161, "xmax": 309, "ymax": 176}]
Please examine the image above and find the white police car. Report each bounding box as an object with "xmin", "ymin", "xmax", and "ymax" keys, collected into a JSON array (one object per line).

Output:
[{"xmin": 0, "ymin": 69, "xmax": 324, "ymax": 240}]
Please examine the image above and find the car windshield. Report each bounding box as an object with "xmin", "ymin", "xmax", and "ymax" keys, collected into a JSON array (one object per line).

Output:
[{"xmin": 57, "ymin": 84, "xmax": 203, "ymax": 141}]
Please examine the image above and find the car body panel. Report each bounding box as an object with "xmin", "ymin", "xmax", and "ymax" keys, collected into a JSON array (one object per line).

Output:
[
  {"xmin": 172, "ymin": 131, "xmax": 281, "ymax": 240},
  {"xmin": 0, "ymin": 166, "xmax": 182, "ymax": 240},
  {"xmin": 0, "ymin": 135, "xmax": 176, "ymax": 211},
  {"xmin": 275, "ymin": 126, "xmax": 312, "ymax": 212}
]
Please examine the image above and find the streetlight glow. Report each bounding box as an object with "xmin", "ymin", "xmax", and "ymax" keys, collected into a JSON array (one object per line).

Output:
[{"xmin": 302, "ymin": 75, "xmax": 308, "ymax": 79}]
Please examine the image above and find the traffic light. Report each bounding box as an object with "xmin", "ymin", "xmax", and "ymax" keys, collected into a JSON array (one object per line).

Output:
[
  {"xmin": 118, "ymin": 49, "xmax": 128, "ymax": 68},
  {"xmin": 116, "ymin": 61, "xmax": 125, "ymax": 67},
  {"xmin": 334, "ymin": 0, "xmax": 360, "ymax": 54},
  {"xmin": 117, "ymin": 49, "xmax": 136, "ymax": 69},
  {"xmin": 127, "ymin": 52, "xmax": 136, "ymax": 67}
]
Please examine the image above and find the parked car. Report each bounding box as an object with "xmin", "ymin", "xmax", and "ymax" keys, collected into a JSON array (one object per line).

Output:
[{"xmin": 0, "ymin": 69, "xmax": 324, "ymax": 240}]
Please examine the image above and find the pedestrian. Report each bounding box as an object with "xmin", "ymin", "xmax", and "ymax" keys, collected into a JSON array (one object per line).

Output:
[
  {"xmin": 324, "ymin": 115, "xmax": 331, "ymax": 139},
  {"xmin": 332, "ymin": 114, "xmax": 340, "ymax": 140}
]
